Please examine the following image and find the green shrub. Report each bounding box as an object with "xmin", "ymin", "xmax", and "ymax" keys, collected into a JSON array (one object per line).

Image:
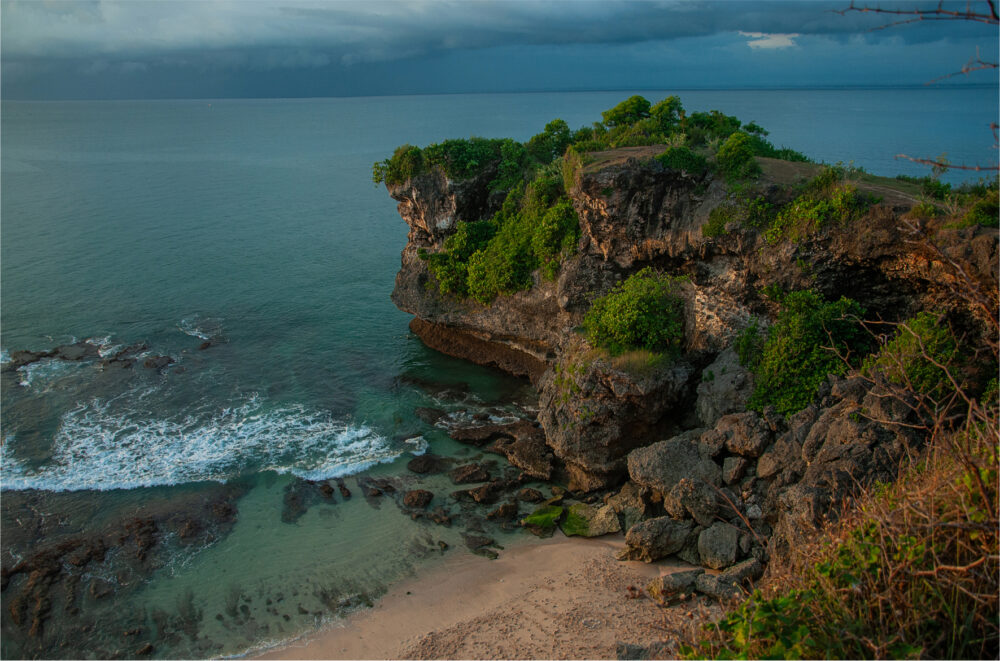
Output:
[
  {"xmin": 716, "ymin": 132, "xmax": 762, "ymax": 182},
  {"xmin": 863, "ymin": 312, "xmax": 960, "ymax": 401},
  {"xmin": 372, "ymin": 144, "xmax": 424, "ymax": 185},
  {"xmin": 956, "ymin": 185, "xmax": 999, "ymax": 228},
  {"xmin": 601, "ymin": 95, "xmax": 651, "ymax": 127},
  {"xmin": 735, "ymin": 318, "xmax": 766, "ymax": 369},
  {"xmin": 657, "ymin": 146, "xmax": 708, "ymax": 175},
  {"xmin": 372, "ymin": 137, "xmax": 506, "ymax": 185},
  {"xmin": 584, "ymin": 267, "xmax": 686, "ymax": 357},
  {"xmin": 650, "ymin": 95, "xmax": 684, "ymax": 130},
  {"xmin": 747, "ymin": 290, "xmax": 872, "ymax": 416},
  {"xmin": 526, "ymin": 118, "xmax": 572, "ymax": 165},
  {"xmin": 702, "ymin": 204, "xmax": 736, "ymax": 238},
  {"xmin": 532, "ymin": 199, "xmax": 580, "ymax": 280}
]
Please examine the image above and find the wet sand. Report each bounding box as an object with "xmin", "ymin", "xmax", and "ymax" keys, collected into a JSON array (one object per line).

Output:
[{"xmin": 257, "ymin": 533, "xmax": 714, "ymax": 660}]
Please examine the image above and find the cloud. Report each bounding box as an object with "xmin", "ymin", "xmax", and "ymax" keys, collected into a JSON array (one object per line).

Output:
[
  {"xmin": 3, "ymin": 0, "xmax": 986, "ymax": 65},
  {"xmin": 739, "ymin": 31, "xmax": 800, "ymax": 49}
]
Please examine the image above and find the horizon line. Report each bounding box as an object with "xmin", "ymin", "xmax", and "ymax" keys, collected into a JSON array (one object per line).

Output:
[{"xmin": 3, "ymin": 82, "xmax": 997, "ymax": 103}]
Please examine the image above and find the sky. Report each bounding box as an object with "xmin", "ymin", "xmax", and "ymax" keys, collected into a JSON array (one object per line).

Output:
[{"xmin": 1, "ymin": 0, "xmax": 997, "ymax": 100}]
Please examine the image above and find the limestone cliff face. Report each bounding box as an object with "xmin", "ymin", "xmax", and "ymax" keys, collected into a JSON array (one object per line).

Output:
[{"xmin": 386, "ymin": 150, "xmax": 999, "ymax": 492}]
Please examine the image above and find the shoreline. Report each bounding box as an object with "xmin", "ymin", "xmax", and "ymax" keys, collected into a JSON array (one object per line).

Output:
[{"xmin": 256, "ymin": 533, "xmax": 713, "ymax": 660}]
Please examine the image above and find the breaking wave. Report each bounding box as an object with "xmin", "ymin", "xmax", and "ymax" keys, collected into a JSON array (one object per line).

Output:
[{"xmin": 1, "ymin": 393, "xmax": 418, "ymax": 492}]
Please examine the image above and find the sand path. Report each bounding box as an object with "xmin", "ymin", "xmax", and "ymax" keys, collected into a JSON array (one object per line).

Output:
[{"xmin": 257, "ymin": 534, "xmax": 713, "ymax": 660}]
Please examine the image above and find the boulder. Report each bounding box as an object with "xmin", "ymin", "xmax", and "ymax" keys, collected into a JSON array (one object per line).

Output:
[
  {"xmin": 722, "ymin": 456, "xmax": 750, "ymax": 485},
  {"xmin": 646, "ymin": 569, "xmax": 704, "ymax": 603},
  {"xmin": 538, "ymin": 346, "xmax": 694, "ymax": 491},
  {"xmin": 604, "ymin": 481, "xmax": 650, "ymax": 532},
  {"xmin": 486, "ymin": 422, "xmax": 554, "ymax": 480},
  {"xmin": 695, "ymin": 348, "xmax": 753, "ymax": 427},
  {"xmin": 719, "ymin": 557, "xmax": 764, "ymax": 588},
  {"xmin": 627, "ymin": 430, "xmax": 721, "ymax": 496},
  {"xmin": 619, "ymin": 517, "xmax": 693, "ymax": 562},
  {"xmin": 717, "ymin": 412, "xmax": 773, "ymax": 458},
  {"xmin": 663, "ymin": 478, "xmax": 718, "ymax": 526},
  {"xmin": 698, "ymin": 522, "xmax": 740, "ymax": 569},
  {"xmin": 695, "ymin": 573, "xmax": 742, "ymax": 601},
  {"xmin": 559, "ymin": 502, "xmax": 620, "ymax": 538}
]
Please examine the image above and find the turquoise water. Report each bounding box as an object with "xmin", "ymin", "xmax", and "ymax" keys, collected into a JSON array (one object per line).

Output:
[{"xmin": 1, "ymin": 88, "xmax": 997, "ymax": 658}]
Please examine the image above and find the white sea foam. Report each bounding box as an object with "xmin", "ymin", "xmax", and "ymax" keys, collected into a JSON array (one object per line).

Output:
[
  {"xmin": 86, "ymin": 335, "xmax": 123, "ymax": 358},
  {"xmin": 18, "ymin": 359, "xmax": 82, "ymax": 390},
  {"xmin": 1, "ymin": 394, "xmax": 406, "ymax": 492},
  {"xmin": 0, "ymin": 348, "xmax": 10, "ymax": 364},
  {"xmin": 178, "ymin": 315, "xmax": 223, "ymax": 341}
]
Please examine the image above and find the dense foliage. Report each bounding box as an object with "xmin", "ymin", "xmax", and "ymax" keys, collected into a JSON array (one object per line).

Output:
[
  {"xmin": 741, "ymin": 290, "xmax": 872, "ymax": 416},
  {"xmin": 863, "ymin": 311, "xmax": 962, "ymax": 402},
  {"xmin": 583, "ymin": 268, "xmax": 686, "ymax": 357},
  {"xmin": 716, "ymin": 132, "xmax": 762, "ymax": 182},
  {"xmin": 377, "ymin": 94, "xmax": 815, "ymax": 303},
  {"xmin": 656, "ymin": 146, "xmax": 708, "ymax": 175}
]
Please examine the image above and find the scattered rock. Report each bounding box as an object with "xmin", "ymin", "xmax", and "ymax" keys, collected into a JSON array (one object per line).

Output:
[
  {"xmin": 486, "ymin": 501, "xmax": 519, "ymax": 521},
  {"xmin": 720, "ymin": 558, "xmax": 764, "ymax": 588},
  {"xmin": 517, "ymin": 488, "xmax": 545, "ymax": 503},
  {"xmin": 336, "ymin": 479, "xmax": 352, "ymax": 499},
  {"xmin": 426, "ymin": 507, "xmax": 452, "ymax": 527}
]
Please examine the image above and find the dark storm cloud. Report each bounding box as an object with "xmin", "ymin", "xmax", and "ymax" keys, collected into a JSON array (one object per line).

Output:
[{"xmin": 1, "ymin": 0, "xmax": 995, "ymax": 99}]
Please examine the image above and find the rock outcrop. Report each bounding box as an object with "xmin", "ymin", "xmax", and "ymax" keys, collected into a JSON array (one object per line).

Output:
[{"xmin": 384, "ymin": 147, "xmax": 998, "ymax": 578}]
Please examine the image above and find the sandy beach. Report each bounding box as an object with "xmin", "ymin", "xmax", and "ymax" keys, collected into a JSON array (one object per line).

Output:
[{"xmin": 257, "ymin": 533, "xmax": 715, "ymax": 660}]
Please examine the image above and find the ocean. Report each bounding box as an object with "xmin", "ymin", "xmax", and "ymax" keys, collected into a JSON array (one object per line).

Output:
[{"xmin": 1, "ymin": 87, "xmax": 996, "ymax": 658}]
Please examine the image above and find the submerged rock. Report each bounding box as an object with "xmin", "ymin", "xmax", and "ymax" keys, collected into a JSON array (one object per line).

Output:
[
  {"xmin": 402, "ymin": 490, "xmax": 433, "ymax": 509},
  {"xmin": 449, "ymin": 463, "xmax": 491, "ymax": 485}
]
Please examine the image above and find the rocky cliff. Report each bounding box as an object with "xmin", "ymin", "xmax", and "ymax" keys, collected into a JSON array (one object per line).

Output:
[{"xmin": 385, "ymin": 146, "xmax": 998, "ymax": 576}]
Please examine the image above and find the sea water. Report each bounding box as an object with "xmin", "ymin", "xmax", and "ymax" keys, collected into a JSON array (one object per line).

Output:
[{"xmin": 1, "ymin": 88, "xmax": 996, "ymax": 658}]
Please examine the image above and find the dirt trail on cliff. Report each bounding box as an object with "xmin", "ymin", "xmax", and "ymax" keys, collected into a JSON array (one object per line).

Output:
[{"xmin": 258, "ymin": 535, "xmax": 714, "ymax": 660}]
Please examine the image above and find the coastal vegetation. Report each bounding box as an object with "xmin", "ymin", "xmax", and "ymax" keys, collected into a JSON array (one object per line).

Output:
[
  {"xmin": 582, "ymin": 268, "xmax": 686, "ymax": 358},
  {"xmin": 376, "ymin": 94, "xmax": 811, "ymax": 304},
  {"xmin": 738, "ymin": 290, "xmax": 870, "ymax": 416}
]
